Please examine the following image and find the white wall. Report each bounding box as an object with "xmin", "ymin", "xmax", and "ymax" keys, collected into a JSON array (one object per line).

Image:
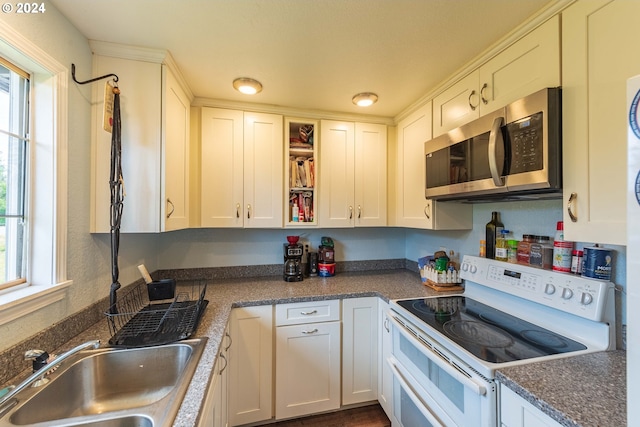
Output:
[
  {"xmin": 404, "ymin": 199, "xmax": 627, "ymax": 324},
  {"xmin": 0, "ymin": 6, "xmax": 159, "ymax": 351},
  {"xmin": 157, "ymin": 227, "xmax": 406, "ymax": 267}
]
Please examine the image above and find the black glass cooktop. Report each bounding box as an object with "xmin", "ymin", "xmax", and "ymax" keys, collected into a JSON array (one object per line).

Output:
[{"xmin": 396, "ymin": 296, "xmax": 586, "ymax": 363}]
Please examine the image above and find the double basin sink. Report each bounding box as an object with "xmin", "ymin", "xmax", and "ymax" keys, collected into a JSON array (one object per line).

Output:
[{"xmin": 0, "ymin": 338, "xmax": 207, "ymax": 427}]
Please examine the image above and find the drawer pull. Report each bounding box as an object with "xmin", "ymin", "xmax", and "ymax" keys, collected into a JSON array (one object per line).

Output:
[
  {"xmin": 302, "ymin": 329, "xmax": 318, "ymax": 335},
  {"xmin": 300, "ymin": 310, "xmax": 318, "ymax": 315}
]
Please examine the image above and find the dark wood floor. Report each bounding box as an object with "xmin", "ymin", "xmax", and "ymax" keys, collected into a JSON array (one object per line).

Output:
[{"xmin": 256, "ymin": 404, "xmax": 391, "ymax": 427}]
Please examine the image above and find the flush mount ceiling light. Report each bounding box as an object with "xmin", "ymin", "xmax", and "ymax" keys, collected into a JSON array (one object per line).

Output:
[
  {"xmin": 233, "ymin": 77, "xmax": 263, "ymax": 95},
  {"xmin": 352, "ymin": 92, "xmax": 378, "ymax": 107}
]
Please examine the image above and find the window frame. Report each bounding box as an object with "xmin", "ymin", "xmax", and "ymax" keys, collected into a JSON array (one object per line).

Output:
[{"xmin": 0, "ymin": 23, "xmax": 71, "ymax": 325}]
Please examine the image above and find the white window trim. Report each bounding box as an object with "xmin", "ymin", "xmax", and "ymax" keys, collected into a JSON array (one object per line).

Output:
[{"xmin": 0, "ymin": 22, "xmax": 71, "ymax": 325}]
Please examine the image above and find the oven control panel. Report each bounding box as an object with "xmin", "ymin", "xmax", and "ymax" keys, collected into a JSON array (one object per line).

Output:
[{"xmin": 460, "ymin": 255, "xmax": 614, "ymax": 322}]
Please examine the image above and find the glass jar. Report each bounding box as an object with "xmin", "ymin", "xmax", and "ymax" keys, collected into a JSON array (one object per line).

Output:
[{"xmin": 517, "ymin": 234, "xmax": 534, "ymax": 264}]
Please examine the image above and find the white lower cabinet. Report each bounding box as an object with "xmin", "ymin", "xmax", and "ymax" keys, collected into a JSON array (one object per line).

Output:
[
  {"xmin": 275, "ymin": 300, "xmax": 341, "ymax": 419},
  {"xmin": 228, "ymin": 306, "xmax": 273, "ymax": 426},
  {"xmin": 377, "ymin": 300, "xmax": 396, "ymax": 424},
  {"xmin": 500, "ymin": 385, "xmax": 562, "ymax": 427},
  {"xmin": 199, "ymin": 332, "xmax": 229, "ymax": 427},
  {"xmin": 342, "ymin": 297, "xmax": 378, "ymax": 405}
]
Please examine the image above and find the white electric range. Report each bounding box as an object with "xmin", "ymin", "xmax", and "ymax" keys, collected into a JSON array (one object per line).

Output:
[{"xmin": 387, "ymin": 255, "xmax": 617, "ymax": 427}]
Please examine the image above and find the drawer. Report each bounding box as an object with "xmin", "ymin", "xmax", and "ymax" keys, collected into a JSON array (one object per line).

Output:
[{"xmin": 275, "ymin": 300, "xmax": 340, "ymax": 326}]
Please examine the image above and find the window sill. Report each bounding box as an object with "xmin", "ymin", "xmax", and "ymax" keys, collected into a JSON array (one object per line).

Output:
[{"xmin": 0, "ymin": 281, "xmax": 73, "ymax": 326}]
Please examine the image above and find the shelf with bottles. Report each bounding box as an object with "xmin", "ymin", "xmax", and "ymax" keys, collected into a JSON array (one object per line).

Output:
[{"xmin": 285, "ymin": 118, "xmax": 318, "ymax": 227}]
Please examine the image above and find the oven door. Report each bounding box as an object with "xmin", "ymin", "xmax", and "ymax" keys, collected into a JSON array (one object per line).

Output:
[{"xmin": 389, "ymin": 313, "xmax": 496, "ymax": 427}]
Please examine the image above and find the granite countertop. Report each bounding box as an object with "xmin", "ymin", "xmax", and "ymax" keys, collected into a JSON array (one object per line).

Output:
[
  {"xmin": 52, "ymin": 269, "xmax": 449, "ymax": 427},
  {"xmin": 496, "ymin": 350, "xmax": 627, "ymax": 427},
  {"xmin": 6, "ymin": 269, "xmax": 627, "ymax": 427}
]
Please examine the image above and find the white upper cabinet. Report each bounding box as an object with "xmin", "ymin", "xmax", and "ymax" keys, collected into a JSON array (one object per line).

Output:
[
  {"xmin": 90, "ymin": 43, "xmax": 192, "ymax": 233},
  {"xmin": 562, "ymin": 0, "xmax": 639, "ymax": 246},
  {"xmin": 319, "ymin": 120, "xmax": 387, "ymax": 227},
  {"xmin": 394, "ymin": 103, "xmax": 472, "ymax": 230},
  {"xmin": 200, "ymin": 108, "xmax": 283, "ymax": 228},
  {"xmin": 433, "ymin": 15, "xmax": 560, "ymax": 137}
]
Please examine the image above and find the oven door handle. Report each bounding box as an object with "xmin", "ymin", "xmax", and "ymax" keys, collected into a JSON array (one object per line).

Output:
[
  {"xmin": 389, "ymin": 314, "xmax": 487, "ymax": 396},
  {"xmin": 388, "ymin": 356, "xmax": 446, "ymax": 427}
]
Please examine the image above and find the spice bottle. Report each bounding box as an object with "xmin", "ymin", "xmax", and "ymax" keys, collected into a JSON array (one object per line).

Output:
[
  {"xmin": 517, "ymin": 235, "xmax": 534, "ymax": 264},
  {"xmin": 507, "ymin": 239, "xmax": 518, "ymax": 263},
  {"xmin": 570, "ymin": 250, "xmax": 583, "ymax": 274},
  {"xmin": 495, "ymin": 230, "xmax": 510, "ymax": 261},
  {"xmin": 479, "ymin": 240, "xmax": 486, "ymax": 258},
  {"xmin": 485, "ymin": 211, "xmax": 504, "ymax": 260},
  {"xmin": 552, "ymin": 221, "xmax": 573, "ymax": 272}
]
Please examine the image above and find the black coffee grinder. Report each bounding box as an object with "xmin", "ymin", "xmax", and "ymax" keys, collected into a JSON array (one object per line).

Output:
[{"xmin": 283, "ymin": 236, "xmax": 304, "ymax": 282}]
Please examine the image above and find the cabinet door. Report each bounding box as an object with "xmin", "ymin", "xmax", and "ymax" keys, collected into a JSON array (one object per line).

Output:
[
  {"xmin": 275, "ymin": 321, "xmax": 341, "ymax": 419},
  {"xmin": 355, "ymin": 123, "xmax": 387, "ymax": 227},
  {"xmin": 91, "ymin": 56, "xmax": 162, "ymax": 233},
  {"xmin": 198, "ymin": 353, "xmax": 225, "ymax": 427},
  {"xmin": 500, "ymin": 386, "xmax": 562, "ymax": 427},
  {"xmin": 244, "ymin": 112, "xmax": 284, "ymax": 228},
  {"xmin": 395, "ymin": 103, "xmax": 471, "ymax": 230},
  {"xmin": 562, "ymin": 0, "xmax": 640, "ymax": 245},
  {"xmin": 377, "ymin": 301, "xmax": 396, "ymax": 423},
  {"xmin": 319, "ymin": 120, "xmax": 356, "ymax": 227},
  {"xmin": 479, "ymin": 15, "xmax": 560, "ymax": 114},
  {"xmin": 228, "ymin": 306, "xmax": 273, "ymax": 426},
  {"xmin": 342, "ymin": 297, "xmax": 378, "ymax": 405},
  {"xmin": 162, "ymin": 65, "xmax": 190, "ymax": 231},
  {"xmin": 432, "ymin": 71, "xmax": 480, "ymax": 137},
  {"xmin": 395, "ymin": 103, "xmax": 433, "ymax": 228},
  {"xmin": 200, "ymin": 108, "xmax": 244, "ymax": 228}
]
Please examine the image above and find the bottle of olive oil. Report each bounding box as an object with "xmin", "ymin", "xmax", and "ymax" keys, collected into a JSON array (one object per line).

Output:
[{"xmin": 485, "ymin": 211, "xmax": 504, "ymax": 259}]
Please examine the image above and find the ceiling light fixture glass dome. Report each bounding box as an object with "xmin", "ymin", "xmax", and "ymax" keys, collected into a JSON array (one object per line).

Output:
[
  {"xmin": 233, "ymin": 77, "xmax": 263, "ymax": 95},
  {"xmin": 352, "ymin": 92, "xmax": 378, "ymax": 107}
]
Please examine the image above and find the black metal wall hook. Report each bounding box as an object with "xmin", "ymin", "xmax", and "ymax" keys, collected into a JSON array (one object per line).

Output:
[{"xmin": 71, "ymin": 63, "xmax": 119, "ymax": 85}]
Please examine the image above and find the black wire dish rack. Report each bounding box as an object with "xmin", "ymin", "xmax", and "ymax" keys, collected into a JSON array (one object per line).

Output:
[{"xmin": 105, "ymin": 279, "xmax": 209, "ymax": 347}]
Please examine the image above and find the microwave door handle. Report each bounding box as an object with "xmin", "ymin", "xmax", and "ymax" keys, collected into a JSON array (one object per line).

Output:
[{"xmin": 488, "ymin": 116, "xmax": 505, "ymax": 187}]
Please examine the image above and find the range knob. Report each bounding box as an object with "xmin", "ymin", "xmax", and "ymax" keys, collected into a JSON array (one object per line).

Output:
[
  {"xmin": 561, "ymin": 288, "xmax": 574, "ymax": 300},
  {"xmin": 469, "ymin": 264, "xmax": 478, "ymax": 274},
  {"xmin": 461, "ymin": 263, "xmax": 469, "ymax": 272},
  {"xmin": 580, "ymin": 292, "xmax": 594, "ymax": 305},
  {"xmin": 544, "ymin": 283, "xmax": 556, "ymax": 295}
]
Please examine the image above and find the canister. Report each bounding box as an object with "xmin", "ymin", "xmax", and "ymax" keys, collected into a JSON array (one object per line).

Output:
[
  {"xmin": 318, "ymin": 262, "xmax": 336, "ymax": 277},
  {"xmin": 582, "ymin": 246, "xmax": 613, "ymax": 280}
]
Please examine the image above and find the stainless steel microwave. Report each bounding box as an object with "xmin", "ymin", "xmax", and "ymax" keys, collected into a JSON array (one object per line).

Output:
[{"xmin": 425, "ymin": 88, "xmax": 562, "ymax": 201}]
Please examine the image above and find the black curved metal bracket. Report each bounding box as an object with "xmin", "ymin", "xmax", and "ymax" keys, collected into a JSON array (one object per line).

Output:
[{"xmin": 71, "ymin": 63, "xmax": 119, "ymax": 85}]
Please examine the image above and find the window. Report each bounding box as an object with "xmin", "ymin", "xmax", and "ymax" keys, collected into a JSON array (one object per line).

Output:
[
  {"xmin": 0, "ymin": 57, "xmax": 29, "ymax": 291},
  {"xmin": 0, "ymin": 23, "xmax": 70, "ymax": 325}
]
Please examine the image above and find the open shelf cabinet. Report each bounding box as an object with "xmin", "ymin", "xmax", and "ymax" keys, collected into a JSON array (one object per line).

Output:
[{"xmin": 285, "ymin": 118, "xmax": 318, "ymax": 227}]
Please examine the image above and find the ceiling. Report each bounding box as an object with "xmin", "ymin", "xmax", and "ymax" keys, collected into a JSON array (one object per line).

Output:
[{"xmin": 51, "ymin": 0, "xmax": 553, "ymax": 119}]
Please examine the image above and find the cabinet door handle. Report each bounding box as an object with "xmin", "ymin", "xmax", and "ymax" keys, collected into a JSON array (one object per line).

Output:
[
  {"xmin": 424, "ymin": 203, "xmax": 431, "ymax": 220},
  {"xmin": 224, "ymin": 331, "xmax": 232, "ymax": 351},
  {"xmin": 384, "ymin": 317, "xmax": 390, "ymax": 333},
  {"xmin": 300, "ymin": 310, "xmax": 317, "ymax": 315},
  {"xmin": 219, "ymin": 353, "xmax": 227, "ymax": 374},
  {"xmin": 236, "ymin": 203, "xmax": 240, "ymax": 218},
  {"xmin": 567, "ymin": 192, "xmax": 578, "ymax": 222},
  {"xmin": 349, "ymin": 205, "xmax": 353, "ymax": 219},
  {"xmin": 166, "ymin": 198, "xmax": 175, "ymax": 219},
  {"xmin": 468, "ymin": 90, "xmax": 478, "ymax": 111},
  {"xmin": 480, "ymin": 83, "xmax": 489, "ymax": 105},
  {"xmin": 247, "ymin": 204, "xmax": 251, "ymax": 219},
  {"xmin": 302, "ymin": 328, "xmax": 319, "ymax": 335},
  {"xmin": 358, "ymin": 205, "xmax": 361, "ymax": 219}
]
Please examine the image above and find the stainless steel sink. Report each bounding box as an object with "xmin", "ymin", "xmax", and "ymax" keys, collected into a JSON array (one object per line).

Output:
[{"xmin": 0, "ymin": 338, "xmax": 207, "ymax": 427}]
